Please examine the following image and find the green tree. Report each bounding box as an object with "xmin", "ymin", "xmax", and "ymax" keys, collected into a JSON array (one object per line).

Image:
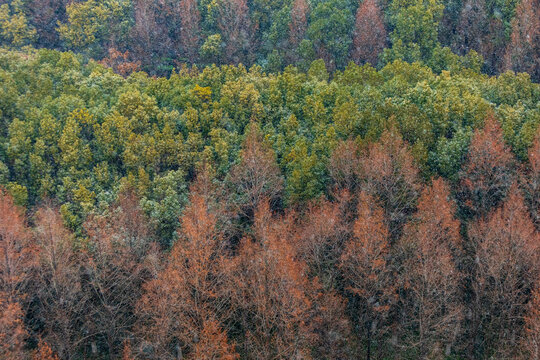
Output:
[
  {"xmin": 0, "ymin": 0, "xmax": 36, "ymax": 47},
  {"xmin": 382, "ymin": 0, "xmax": 445, "ymax": 64},
  {"xmin": 307, "ymin": 0, "xmax": 354, "ymax": 70}
]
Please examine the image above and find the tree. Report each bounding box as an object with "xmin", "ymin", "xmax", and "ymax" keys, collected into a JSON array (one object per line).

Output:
[
  {"xmin": 351, "ymin": 0, "xmax": 387, "ymax": 66},
  {"xmin": 468, "ymin": 186, "xmax": 540, "ymax": 358},
  {"xmin": 33, "ymin": 205, "xmax": 83, "ymax": 359},
  {"xmin": 382, "ymin": 0, "xmax": 444, "ymax": 64},
  {"xmin": 27, "ymin": 0, "xmax": 68, "ymax": 48},
  {"xmin": 227, "ymin": 122, "xmax": 284, "ymax": 223},
  {"xmin": 358, "ymin": 129, "xmax": 420, "ymax": 240},
  {"xmin": 523, "ymin": 128, "xmax": 540, "ymax": 229},
  {"xmin": 218, "ymin": 0, "xmax": 253, "ymax": 64},
  {"xmin": 400, "ymin": 178, "xmax": 463, "ymax": 357},
  {"xmin": 454, "ymin": 0, "xmax": 488, "ymax": 56},
  {"xmin": 328, "ymin": 139, "xmax": 361, "ymax": 193},
  {"xmin": 458, "ymin": 114, "xmax": 516, "ymax": 219},
  {"xmin": 179, "ymin": 0, "xmax": 201, "ymax": 63},
  {"xmin": 136, "ymin": 178, "xmax": 237, "ymax": 359},
  {"xmin": 296, "ymin": 199, "xmax": 348, "ymax": 288},
  {"xmin": 192, "ymin": 319, "xmax": 239, "ymax": 360},
  {"xmin": 82, "ymin": 190, "xmax": 159, "ymax": 357},
  {"xmin": 0, "ymin": 189, "xmax": 31, "ymax": 359},
  {"xmin": 99, "ymin": 48, "xmax": 141, "ymax": 77},
  {"xmin": 524, "ymin": 282, "xmax": 540, "ymax": 360},
  {"xmin": 289, "ymin": 0, "xmax": 309, "ymax": 49},
  {"xmin": 340, "ymin": 192, "xmax": 395, "ymax": 360},
  {"xmin": 130, "ymin": 0, "xmax": 172, "ymax": 67},
  {"xmin": 307, "ymin": 0, "xmax": 354, "ymax": 70},
  {"xmin": 0, "ymin": 0, "xmax": 36, "ymax": 47},
  {"xmin": 231, "ymin": 201, "xmax": 316, "ymax": 359},
  {"xmin": 0, "ymin": 188, "xmax": 32, "ymax": 302},
  {"xmin": 57, "ymin": 0, "xmax": 108, "ymax": 52},
  {"xmin": 503, "ymin": 0, "xmax": 540, "ymax": 81},
  {"xmin": 481, "ymin": 18, "xmax": 508, "ymax": 75}
]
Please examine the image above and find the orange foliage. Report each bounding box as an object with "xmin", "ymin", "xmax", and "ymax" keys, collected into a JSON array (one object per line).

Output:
[
  {"xmin": 0, "ymin": 294, "xmax": 26, "ymax": 360},
  {"xmin": 289, "ymin": 0, "xmax": 309, "ymax": 49},
  {"xmin": 33, "ymin": 340, "xmax": 60, "ymax": 360},
  {"xmin": 468, "ymin": 185, "xmax": 540, "ymax": 357},
  {"xmin": 0, "ymin": 188, "xmax": 33, "ymax": 302},
  {"xmin": 193, "ymin": 319, "xmax": 239, "ymax": 360},
  {"xmin": 351, "ymin": 0, "xmax": 387, "ymax": 65},
  {"xmin": 340, "ymin": 192, "xmax": 394, "ymax": 357},
  {"xmin": 231, "ymin": 201, "xmax": 315, "ymax": 359},
  {"xmin": 359, "ymin": 129, "xmax": 420, "ymax": 240},
  {"xmin": 459, "ymin": 114, "xmax": 516, "ymax": 218},
  {"xmin": 0, "ymin": 189, "xmax": 32, "ymax": 359},
  {"xmin": 400, "ymin": 178, "xmax": 463, "ymax": 356},
  {"xmin": 99, "ymin": 48, "xmax": 141, "ymax": 77},
  {"xmin": 137, "ymin": 179, "xmax": 236, "ymax": 359}
]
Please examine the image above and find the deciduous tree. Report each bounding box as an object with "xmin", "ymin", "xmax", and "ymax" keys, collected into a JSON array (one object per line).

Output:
[
  {"xmin": 99, "ymin": 48, "xmax": 140, "ymax": 77},
  {"xmin": 400, "ymin": 178, "xmax": 463, "ymax": 357},
  {"xmin": 82, "ymin": 190, "xmax": 159, "ymax": 357},
  {"xmin": 358, "ymin": 129, "xmax": 420, "ymax": 240},
  {"xmin": 178, "ymin": 0, "xmax": 201, "ymax": 63},
  {"xmin": 33, "ymin": 340, "xmax": 60, "ymax": 360},
  {"xmin": 33, "ymin": 205, "xmax": 82, "ymax": 359},
  {"xmin": 0, "ymin": 189, "xmax": 31, "ymax": 359},
  {"xmin": 523, "ymin": 128, "xmax": 540, "ymax": 229},
  {"xmin": 227, "ymin": 122, "xmax": 284, "ymax": 223},
  {"xmin": 458, "ymin": 114, "xmax": 516, "ymax": 219},
  {"xmin": 351, "ymin": 0, "xmax": 387, "ymax": 65},
  {"xmin": 524, "ymin": 282, "xmax": 540, "ymax": 360},
  {"xmin": 296, "ymin": 199, "xmax": 348, "ymax": 288},
  {"xmin": 0, "ymin": 188, "xmax": 32, "ymax": 302},
  {"xmin": 468, "ymin": 186, "xmax": 540, "ymax": 358},
  {"xmin": 231, "ymin": 201, "xmax": 315, "ymax": 359},
  {"xmin": 504, "ymin": 0, "xmax": 540, "ymax": 82},
  {"xmin": 340, "ymin": 192, "xmax": 394, "ymax": 360},
  {"xmin": 136, "ymin": 179, "xmax": 236, "ymax": 359},
  {"xmin": 289, "ymin": 0, "xmax": 309, "ymax": 49},
  {"xmin": 0, "ymin": 294, "xmax": 26, "ymax": 360},
  {"xmin": 328, "ymin": 139, "xmax": 360, "ymax": 193},
  {"xmin": 218, "ymin": 0, "xmax": 253, "ymax": 64}
]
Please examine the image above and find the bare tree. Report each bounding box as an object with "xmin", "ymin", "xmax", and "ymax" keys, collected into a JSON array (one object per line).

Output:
[
  {"xmin": 468, "ymin": 185, "xmax": 540, "ymax": 358},
  {"xmin": 400, "ymin": 178, "xmax": 463, "ymax": 357}
]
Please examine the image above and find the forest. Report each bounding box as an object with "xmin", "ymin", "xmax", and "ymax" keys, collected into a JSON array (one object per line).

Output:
[{"xmin": 0, "ymin": 0, "xmax": 539, "ymax": 359}]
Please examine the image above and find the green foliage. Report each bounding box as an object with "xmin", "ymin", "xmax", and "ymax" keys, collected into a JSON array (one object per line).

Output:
[
  {"xmin": 0, "ymin": 0, "xmax": 36, "ymax": 47},
  {"xmin": 307, "ymin": 0, "xmax": 355, "ymax": 69},
  {"xmin": 57, "ymin": 0, "xmax": 131, "ymax": 56},
  {"xmin": 200, "ymin": 34, "xmax": 223, "ymax": 63},
  {"xmin": 0, "ymin": 47, "xmax": 538, "ymax": 242},
  {"xmin": 383, "ymin": 0, "xmax": 445, "ymax": 65}
]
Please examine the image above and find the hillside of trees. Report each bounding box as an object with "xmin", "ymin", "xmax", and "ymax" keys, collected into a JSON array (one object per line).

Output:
[
  {"xmin": 0, "ymin": 0, "xmax": 539, "ymax": 359},
  {"xmin": 0, "ymin": 45, "xmax": 538, "ymax": 359},
  {"xmin": 0, "ymin": 0, "xmax": 539, "ymax": 79}
]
